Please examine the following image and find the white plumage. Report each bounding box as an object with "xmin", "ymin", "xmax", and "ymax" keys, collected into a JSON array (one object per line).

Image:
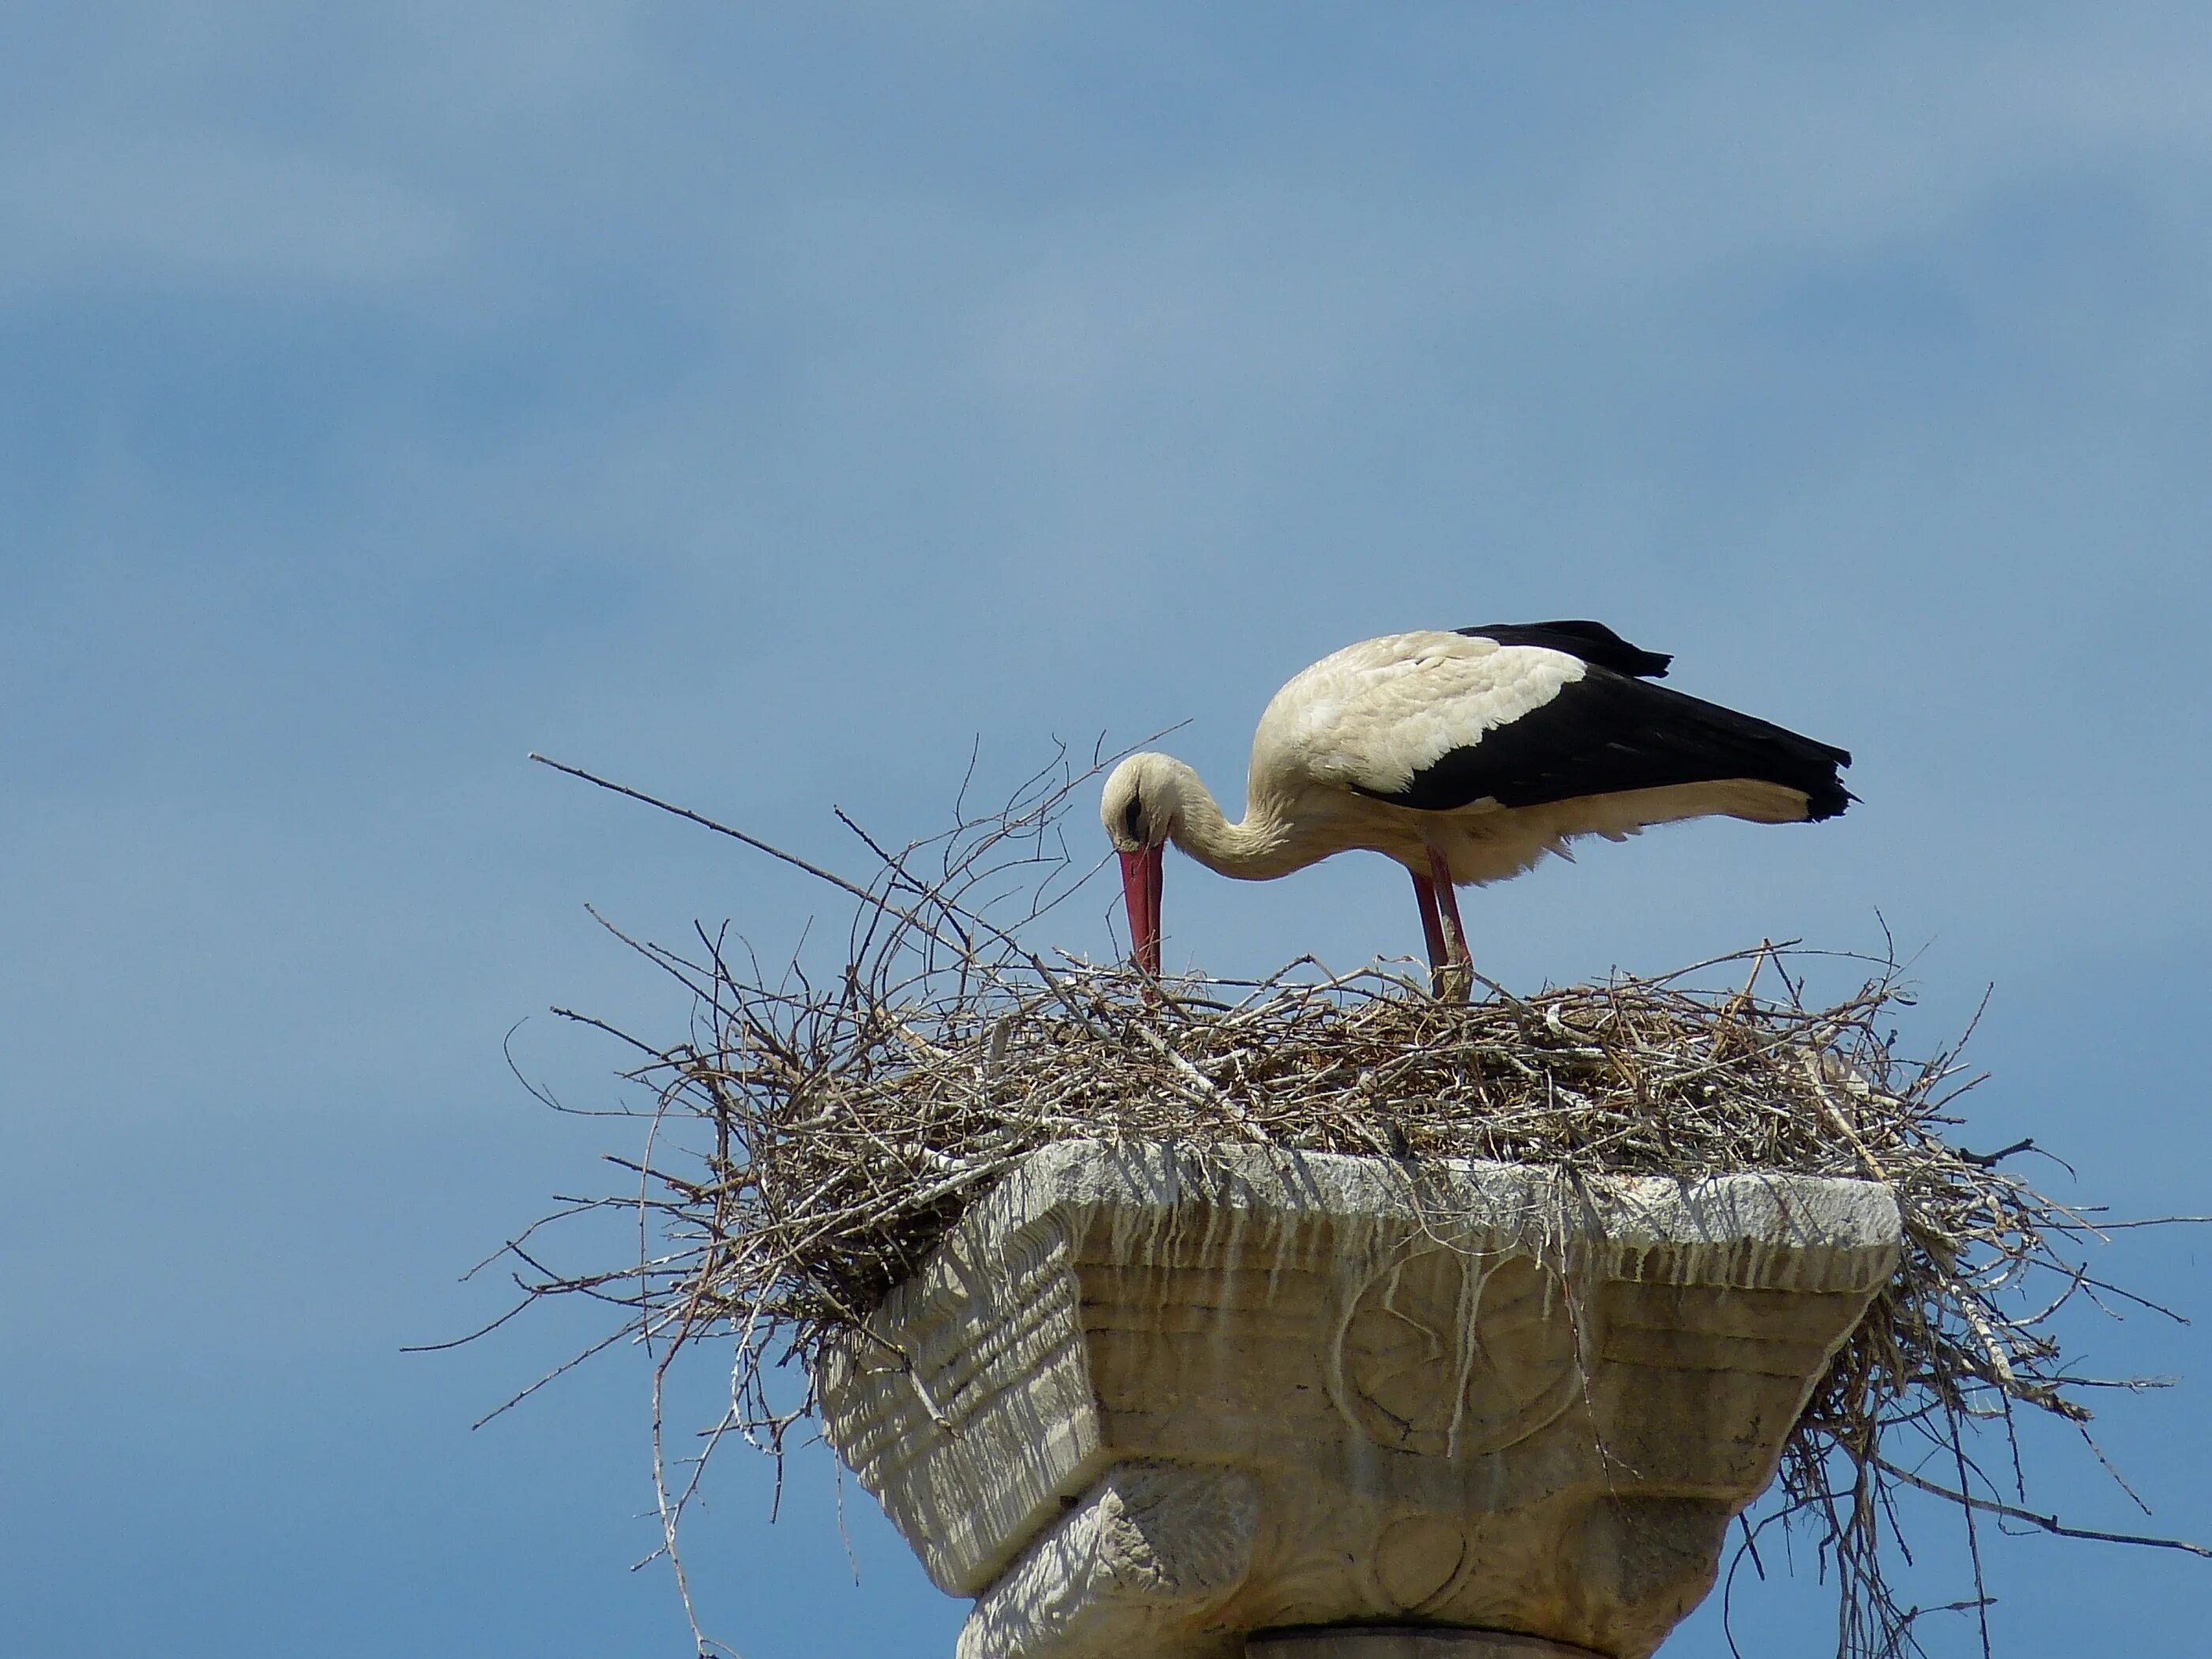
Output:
[
  {"xmin": 1268, "ymin": 632, "xmax": 1586, "ymax": 801},
  {"xmin": 1101, "ymin": 622, "xmax": 1852, "ymax": 989}
]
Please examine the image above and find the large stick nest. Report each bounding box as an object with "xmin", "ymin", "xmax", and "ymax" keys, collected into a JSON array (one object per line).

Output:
[{"xmin": 489, "ymin": 750, "xmax": 2199, "ymax": 1659}]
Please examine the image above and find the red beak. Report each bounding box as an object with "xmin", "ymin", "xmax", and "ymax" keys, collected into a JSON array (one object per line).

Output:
[{"xmin": 1119, "ymin": 844, "xmax": 1164, "ymax": 975}]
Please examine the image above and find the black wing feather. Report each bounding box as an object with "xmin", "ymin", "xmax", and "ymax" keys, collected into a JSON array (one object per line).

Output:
[
  {"xmin": 1457, "ymin": 619, "xmax": 1672, "ymax": 679},
  {"xmin": 1360, "ymin": 667, "xmax": 1854, "ymax": 820}
]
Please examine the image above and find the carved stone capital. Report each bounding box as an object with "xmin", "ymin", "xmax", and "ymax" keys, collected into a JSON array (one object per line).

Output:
[{"xmin": 817, "ymin": 1141, "xmax": 1899, "ymax": 1659}]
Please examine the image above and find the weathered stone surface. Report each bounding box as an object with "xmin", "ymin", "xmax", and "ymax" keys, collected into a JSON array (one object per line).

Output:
[
  {"xmin": 816, "ymin": 1140, "xmax": 1899, "ymax": 1659},
  {"xmin": 957, "ymin": 1462, "xmax": 1259, "ymax": 1659}
]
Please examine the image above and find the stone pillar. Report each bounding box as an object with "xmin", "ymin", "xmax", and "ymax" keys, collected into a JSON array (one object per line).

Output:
[{"xmin": 817, "ymin": 1140, "xmax": 1899, "ymax": 1659}]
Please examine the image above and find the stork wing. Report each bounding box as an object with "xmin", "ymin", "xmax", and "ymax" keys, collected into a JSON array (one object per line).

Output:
[
  {"xmin": 1344, "ymin": 654, "xmax": 1853, "ymax": 820},
  {"xmin": 1455, "ymin": 619, "xmax": 1672, "ymax": 679}
]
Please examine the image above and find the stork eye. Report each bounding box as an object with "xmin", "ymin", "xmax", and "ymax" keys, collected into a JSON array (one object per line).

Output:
[{"xmin": 1122, "ymin": 793, "xmax": 1145, "ymax": 841}]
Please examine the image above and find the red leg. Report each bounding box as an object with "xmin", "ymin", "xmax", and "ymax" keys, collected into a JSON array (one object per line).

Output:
[
  {"xmin": 1426, "ymin": 845, "xmax": 1472, "ymax": 1000},
  {"xmin": 1410, "ymin": 871, "xmax": 1447, "ymax": 972}
]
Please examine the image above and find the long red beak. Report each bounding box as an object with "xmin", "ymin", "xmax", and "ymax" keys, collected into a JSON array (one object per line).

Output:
[{"xmin": 1119, "ymin": 844, "xmax": 1164, "ymax": 975}]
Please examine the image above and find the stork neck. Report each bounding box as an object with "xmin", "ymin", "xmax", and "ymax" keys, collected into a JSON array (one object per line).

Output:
[{"xmin": 1161, "ymin": 764, "xmax": 1302, "ymax": 881}]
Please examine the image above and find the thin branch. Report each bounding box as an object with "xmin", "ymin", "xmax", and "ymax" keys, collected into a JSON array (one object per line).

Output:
[{"xmin": 1874, "ymin": 1458, "xmax": 2212, "ymax": 1559}]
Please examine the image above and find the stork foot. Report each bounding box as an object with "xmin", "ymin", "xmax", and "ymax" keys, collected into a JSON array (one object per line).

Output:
[{"xmin": 1431, "ymin": 957, "xmax": 1473, "ymax": 1004}]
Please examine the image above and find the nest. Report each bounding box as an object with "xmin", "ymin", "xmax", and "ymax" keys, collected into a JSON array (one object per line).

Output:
[{"xmin": 485, "ymin": 751, "xmax": 2200, "ymax": 1659}]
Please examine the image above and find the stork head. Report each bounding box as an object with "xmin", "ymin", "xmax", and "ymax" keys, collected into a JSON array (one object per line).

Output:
[{"xmin": 1100, "ymin": 754, "xmax": 1179, "ymax": 976}]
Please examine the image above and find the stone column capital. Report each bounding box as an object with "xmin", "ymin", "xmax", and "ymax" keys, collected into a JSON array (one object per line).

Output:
[{"xmin": 819, "ymin": 1140, "xmax": 1899, "ymax": 1659}]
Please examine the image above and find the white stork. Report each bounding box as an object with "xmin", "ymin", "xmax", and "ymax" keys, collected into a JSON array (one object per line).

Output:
[{"xmin": 1101, "ymin": 620, "xmax": 1851, "ymax": 991}]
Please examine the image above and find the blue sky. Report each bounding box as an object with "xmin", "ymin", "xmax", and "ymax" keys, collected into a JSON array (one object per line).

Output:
[{"xmin": 5, "ymin": 5, "xmax": 2210, "ymax": 1654}]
